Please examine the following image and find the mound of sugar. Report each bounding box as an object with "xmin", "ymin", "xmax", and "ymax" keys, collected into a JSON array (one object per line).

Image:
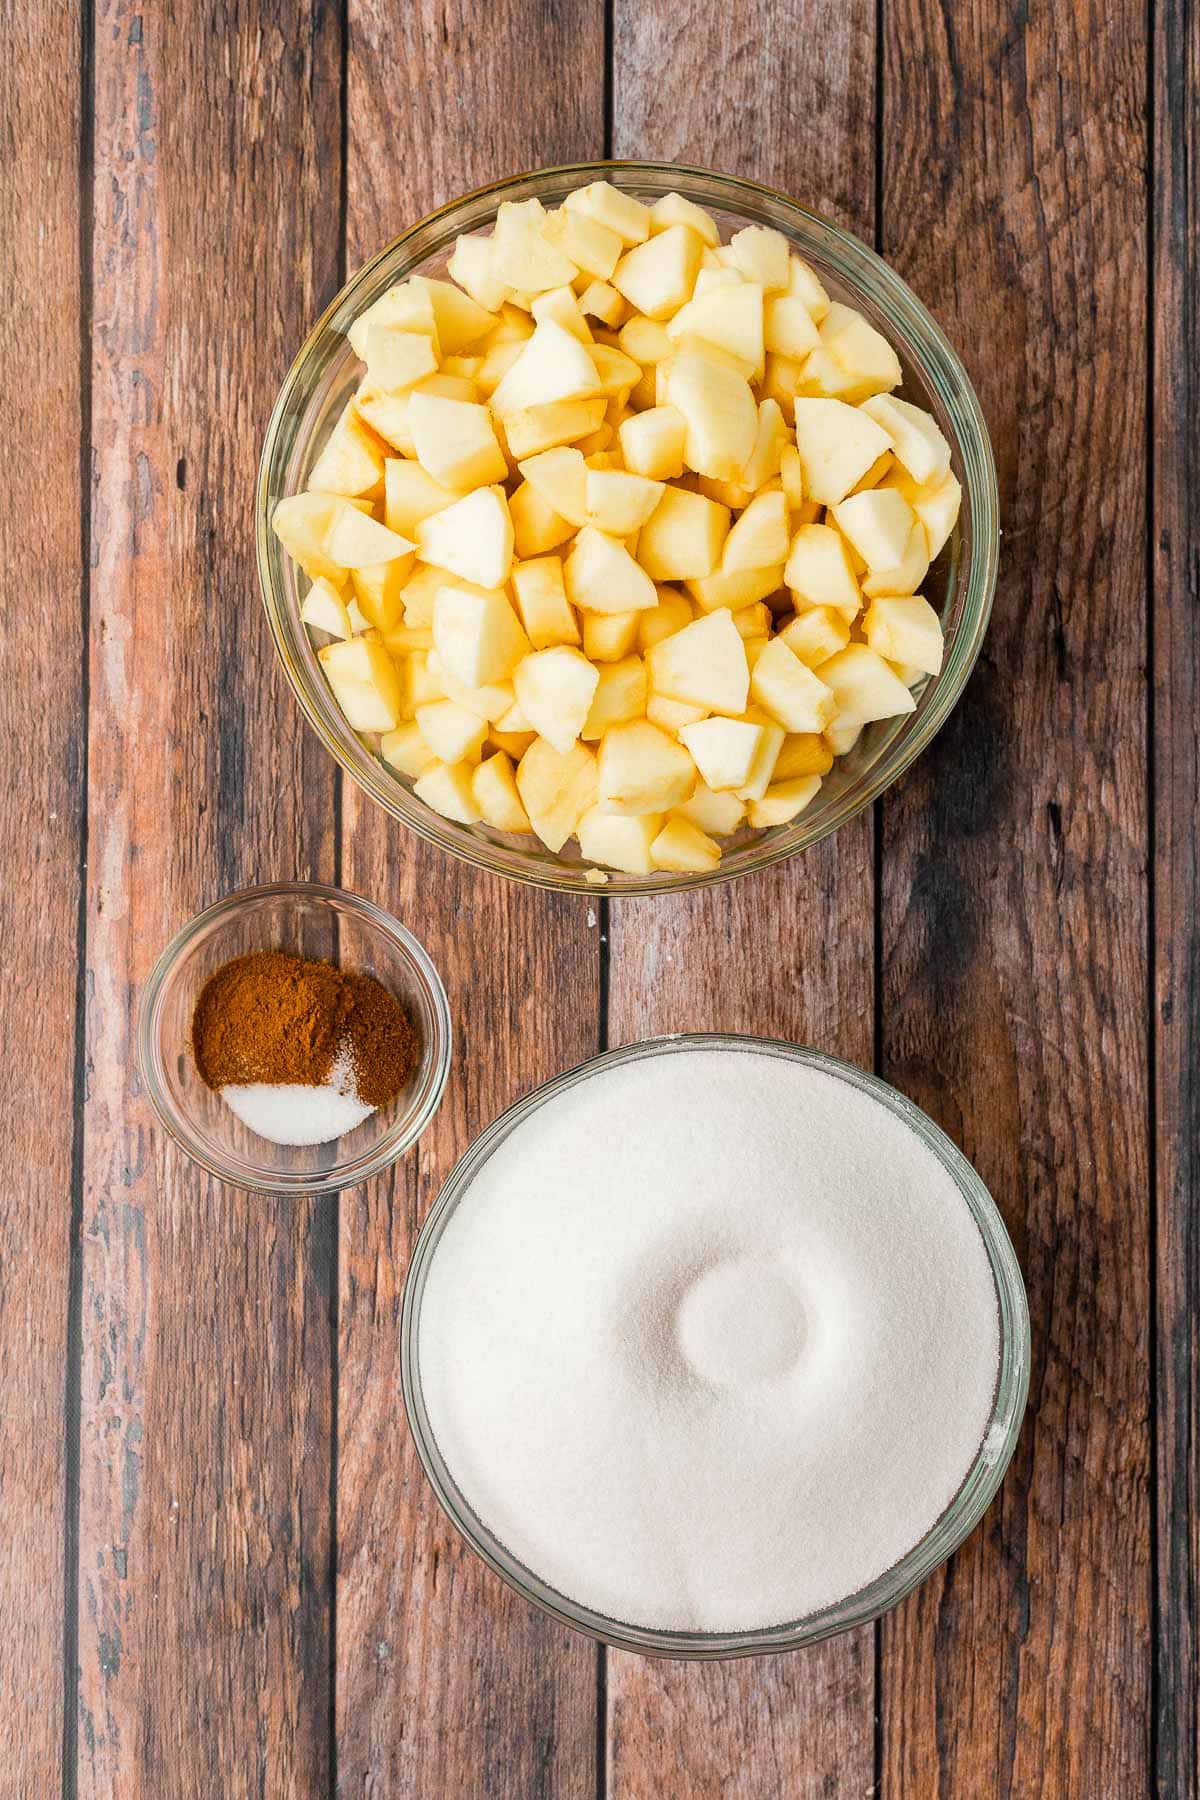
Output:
[{"xmin": 417, "ymin": 1048, "xmax": 1000, "ymax": 1633}]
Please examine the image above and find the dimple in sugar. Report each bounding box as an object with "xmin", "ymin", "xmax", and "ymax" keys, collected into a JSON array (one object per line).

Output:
[{"xmin": 417, "ymin": 1047, "xmax": 1002, "ymax": 1635}]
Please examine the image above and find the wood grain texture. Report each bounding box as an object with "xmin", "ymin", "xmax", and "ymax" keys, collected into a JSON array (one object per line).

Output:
[
  {"xmin": 0, "ymin": 2, "xmax": 83, "ymax": 1791},
  {"xmin": 335, "ymin": 4, "xmax": 605, "ymax": 1794},
  {"xmin": 78, "ymin": 1, "xmax": 342, "ymax": 1792},
  {"xmin": 1153, "ymin": 0, "xmax": 1199, "ymax": 1791},
  {"xmin": 607, "ymin": 4, "xmax": 878, "ymax": 1795},
  {"xmin": 878, "ymin": 1, "xmax": 1152, "ymax": 1794}
]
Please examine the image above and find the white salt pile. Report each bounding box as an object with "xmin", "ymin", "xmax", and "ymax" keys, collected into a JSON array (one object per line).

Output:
[
  {"xmin": 223, "ymin": 1046, "xmax": 374, "ymax": 1147},
  {"xmin": 417, "ymin": 1047, "xmax": 1000, "ymax": 1634}
]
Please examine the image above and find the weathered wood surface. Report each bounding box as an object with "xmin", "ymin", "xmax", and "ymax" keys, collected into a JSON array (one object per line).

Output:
[
  {"xmin": 878, "ymin": 0, "xmax": 1152, "ymax": 1794},
  {"xmin": 77, "ymin": 1, "xmax": 342, "ymax": 1792},
  {"xmin": 0, "ymin": 0, "xmax": 1194, "ymax": 1793},
  {"xmin": 334, "ymin": 3, "xmax": 606, "ymax": 1795},
  {"xmin": 1153, "ymin": 0, "xmax": 1199, "ymax": 1792},
  {"xmin": 0, "ymin": 2, "xmax": 84, "ymax": 1793},
  {"xmin": 605, "ymin": 3, "xmax": 879, "ymax": 1795}
]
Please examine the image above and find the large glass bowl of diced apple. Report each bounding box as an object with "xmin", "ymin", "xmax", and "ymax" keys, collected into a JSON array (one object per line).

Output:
[{"xmin": 257, "ymin": 162, "xmax": 998, "ymax": 893}]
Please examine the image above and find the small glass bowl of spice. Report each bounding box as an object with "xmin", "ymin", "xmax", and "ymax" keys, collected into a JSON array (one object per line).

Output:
[{"xmin": 138, "ymin": 883, "xmax": 451, "ymax": 1193}]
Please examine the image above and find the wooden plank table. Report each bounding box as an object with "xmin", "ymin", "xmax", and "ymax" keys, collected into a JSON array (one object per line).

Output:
[{"xmin": 1, "ymin": 0, "xmax": 1194, "ymax": 1793}]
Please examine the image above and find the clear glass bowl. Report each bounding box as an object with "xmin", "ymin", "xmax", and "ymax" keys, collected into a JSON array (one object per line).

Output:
[
  {"xmin": 400, "ymin": 1035, "xmax": 1029, "ymax": 1659},
  {"xmin": 258, "ymin": 162, "xmax": 999, "ymax": 896},
  {"xmin": 137, "ymin": 883, "xmax": 451, "ymax": 1195}
]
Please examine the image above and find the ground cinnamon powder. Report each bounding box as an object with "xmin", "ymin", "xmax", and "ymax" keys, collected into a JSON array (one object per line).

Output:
[{"xmin": 193, "ymin": 950, "xmax": 418, "ymax": 1107}]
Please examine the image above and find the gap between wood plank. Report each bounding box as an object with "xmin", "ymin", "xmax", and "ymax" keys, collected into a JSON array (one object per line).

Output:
[
  {"xmin": 62, "ymin": 0, "xmax": 96, "ymax": 1790},
  {"xmin": 1145, "ymin": 3, "xmax": 1160, "ymax": 1792}
]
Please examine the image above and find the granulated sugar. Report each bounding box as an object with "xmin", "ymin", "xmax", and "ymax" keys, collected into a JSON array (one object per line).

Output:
[
  {"xmin": 417, "ymin": 1048, "xmax": 1000, "ymax": 1634},
  {"xmin": 223, "ymin": 1045, "xmax": 374, "ymax": 1146}
]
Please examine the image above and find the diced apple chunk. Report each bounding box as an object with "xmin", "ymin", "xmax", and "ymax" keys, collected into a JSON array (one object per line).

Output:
[
  {"xmin": 301, "ymin": 577, "xmax": 353, "ymax": 640},
  {"xmin": 319, "ymin": 635, "xmax": 404, "ymax": 731},
  {"xmin": 363, "ymin": 323, "xmax": 439, "ymax": 393},
  {"xmin": 515, "ymin": 738, "xmax": 598, "ymax": 851},
  {"xmin": 351, "ymin": 558, "xmax": 410, "ymax": 630},
  {"xmin": 792, "ymin": 399, "xmax": 891, "ymax": 505},
  {"xmin": 735, "ymin": 708, "xmax": 786, "ymax": 800},
  {"xmin": 722, "ymin": 490, "xmax": 790, "ymax": 572},
  {"xmin": 513, "ymin": 646, "xmax": 599, "ymax": 753},
  {"xmin": 414, "ymin": 760, "xmax": 481, "ymax": 824},
  {"xmin": 773, "ymin": 732, "xmax": 834, "ymax": 779},
  {"xmin": 531, "ymin": 284, "xmax": 593, "ymax": 345},
  {"xmin": 649, "ymin": 192, "xmax": 720, "ymax": 247},
  {"xmin": 618, "ymin": 405, "xmax": 687, "ymax": 481},
  {"xmin": 675, "ymin": 783, "xmax": 746, "ymax": 837},
  {"xmin": 651, "ymin": 817, "xmax": 721, "ymax": 872},
  {"xmin": 415, "ymin": 699, "xmax": 487, "ymax": 764},
  {"xmin": 740, "ymin": 400, "xmax": 788, "ymax": 491},
  {"xmin": 646, "ymin": 694, "xmax": 708, "ymax": 733},
  {"xmin": 747, "ymin": 774, "xmax": 822, "ymax": 828},
  {"xmin": 511, "ymin": 557, "xmax": 580, "ymax": 649},
  {"xmin": 433, "ymin": 584, "xmax": 529, "ymax": 687},
  {"xmin": 779, "ymin": 606, "xmax": 850, "ymax": 667},
  {"xmin": 578, "ymin": 807, "xmax": 662, "ymax": 875},
  {"xmin": 863, "ymin": 595, "xmax": 944, "ymax": 675},
  {"xmin": 411, "ymin": 274, "xmax": 497, "ymax": 351},
  {"xmin": 814, "ymin": 302, "xmax": 902, "ymax": 401},
  {"xmin": 585, "ymin": 468, "xmax": 664, "ymax": 535},
  {"xmin": 893, "ymin": 467, "xmax": 962, "ymax": 559},
  {"xmin": 666, "ymin": 342, "xmax": 758, "ymax": 480},
  {"xmin": 687, "ymin": 564, "xmax": 783, "ymax": 615},
  {"xmin": 820, "ymin": 644, "xmax": 919, "ymax": 723},
  {"xmin": 490, "ymin": 198, "xmax": 579, "ymax": 293},
  {"xmin": 307, "ymin": 401, "xmax": 386, "ymax": 498},
  {"xmin": 509, "ymin": 480, "xmax": 574, "ymax": 557},
  {"xmin": 416, "ymin": 486, "xmax": 513, "ymax": 590},
  {"xmin": 668, "ymin": 279, "xmax": 764, "ymax": 377},
  {"xmin": 784, "ymin": 521, "xmax": 861, "ymax": 618},
  {"xmin": 612, "ymin": 225, "xmax": 703, "ymax": 319},
  {"xmin": 318, "ymin": 505, "xmax": 414, "ymax": 575},
  {"xmin": 565, "ymin": 526, "xmax": 657, "ymax": 614},
  {"xmin": 860, "ymin": 393, "xmax": 950, "ymax": 485},
  {"xmin": 503, "ymin": 397, "xmax": 607, "ymax": 458},
  {"xmin": 750, "ymin": 636, "xmax": 836, "ymax": 732},
  {"xmin": 566, "ymin": 181, "xmax": 652, "ymax": 245},
  {"xmin": 861, "ymin": 519, "xmax": 930, "ymax": 598},
  {"xmin": 542, "ymin": 207, "xmax": 622, "ymax": 280},
  {"xmin": 727, "ymin": 226, "xmax": 790, "ymax": 292},
  {"xmin": 384, "ymin": 459, "xmax": 462, "ymax": 536},
  {"xmin": 448, "ymin": 234, "xmax": 510, "ymax": 313},
  {"xmin": 637, "ymin": 485, "xmax": 730, "ymax": 580},
  {"xmin": 583, "ymin": 611, "xmax": 641, "ymax": 661},
  {"xmin": 578, "ymin": 280, "xmax": 628, "ymax": 327},
  {"xmin": 381, "ymin": 721, "xmax": 437, "ymax": 780},
  {"xmin": 473, "ymin": 751, "xmax": 532, "ymax": 831},
  {"xmin": 581, "ymin": 656, "xmax": 647, "ymax": 739},
  {"xmin": 408, "ymin": 392, "xmax": 507, "ymax": 490},
  {"xmin": 349, "ymin": 282, "xmax": 439, "ymax": 361},
  {"xmin": 598, "ymin": 719, "xmax": 696, "ymax": 815},
  {"xmin": 678, "ymin": 716, "xmax": 763, "ymax": 790},
  {"xmin": 491, "ymin": 320, "xmax": 601, "ymax": 415},
  {"xmin": 763, "ymin": 271, "xmax": 822, "ymax": 360},
  {"xmin": 517, "ymin": 446, "xmax": 588, "ymax": 526},
  {"xmin": 637, "ymin": 585, "xmax": 695, "ymax": 650},
  {"xmin": 647, "ymin": 609, "xmax": 750, "ymax": 714},
  {"xmin": 830, "ymin": 488, "xmax": 916, "ymax": 572}
]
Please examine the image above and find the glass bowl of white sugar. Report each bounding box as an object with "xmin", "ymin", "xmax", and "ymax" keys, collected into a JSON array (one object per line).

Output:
[
  {"xmin": 401, "ymin": 1035, "xmax": 1029, "ymax": 1657},
  {"xmin": 138, "ymin": 882, "xmax": 451, "ymax": 1195}
]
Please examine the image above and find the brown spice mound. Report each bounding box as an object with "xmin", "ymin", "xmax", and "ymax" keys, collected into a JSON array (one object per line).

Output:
[{"xmin": 192, "ymin": 950, "xmax": 418, "ymax": 1108}]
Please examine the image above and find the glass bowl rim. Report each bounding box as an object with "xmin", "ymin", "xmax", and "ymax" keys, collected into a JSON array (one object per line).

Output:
[
  {"xmin": 136, "ymin": 879, "xmax": 453, "ymax": 1196},
  {"xmin": 400, "ymin": 1032, "xmax": 1031, "ymax": 1658},
  {"xmin": 257, "ymin": 159, "xmax": 1000, "ymax": 898}
]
